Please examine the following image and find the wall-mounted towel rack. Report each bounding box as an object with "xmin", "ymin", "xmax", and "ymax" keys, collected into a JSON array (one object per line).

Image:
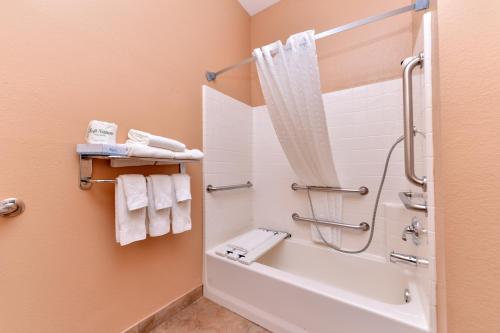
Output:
[
  {"xmin": 291, "ymin": 183, "xmax": 369, "ymax": 195},
  {"xmin": 206, "ymin": 181, "xmax": 253, "ymax": 193},
  {"xmin": 292, "ymin": 213, "xmax": 370, "ymax": 231},
  {"xmin": 79, "ymin": 155, "xmax": 196, "ymax": 190}
]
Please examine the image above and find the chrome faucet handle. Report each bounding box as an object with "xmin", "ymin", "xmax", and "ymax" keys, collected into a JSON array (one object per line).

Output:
[{"xmin": 401, "ymin": 217, "xmax": 426, "ymax": 245}]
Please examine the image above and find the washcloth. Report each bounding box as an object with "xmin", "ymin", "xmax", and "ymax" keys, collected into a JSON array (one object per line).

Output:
[
  {"xmin": 171, "ymin": 174, "xmax": 191, "ymax": 234},
  {"xmin": 173, "ymin": 149, "xmax": 204, "ymax": 160},
  {"xmin": 126, "ymin": 141, "xmax": 175, "ymax": 159},
  {"xmin": 85, "ymin": 120, "xmax": 117, "ymax": 144},
  {"xmin": 115, "ymin": 175, "xmax": 148, "ymax": 246},
  {"xmin": 146, "ymin": 176, "xmax": 171, "ymax": 237},
  {"xmin": 121, "ymin": 174, "xmax": 148, "ymax": 210},
  {"xmin": 128, "ymin": 129, "xmax": 186, "ymax": 152}
]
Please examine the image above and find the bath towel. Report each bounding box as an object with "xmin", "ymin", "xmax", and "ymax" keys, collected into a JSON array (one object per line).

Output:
[
  {"xmin": 171, "ymin": 174, "xmax": 192, "ymax": 234},
  {"xmin": 115, "ymin": 175, "xmax": 148, "ymax": 246},
  {"xmin": 128, "ymin": 129, "xmax": 186, "ymax": 152},
  {"xmin": 126, "ymin": 141, "xmax": 175, "ymax": 159},
  {"xmin": 146, "ymin": 176, "xmax": 171, "ymax": 237},
  {"xmin": 173, "ymin": 149, "xmax": 204, "ymax": 160}
]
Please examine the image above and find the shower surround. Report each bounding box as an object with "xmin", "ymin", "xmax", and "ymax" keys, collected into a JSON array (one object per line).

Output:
[{"xmin": 203, "ymin": 12, "xmax": 435, "ymax": 333}]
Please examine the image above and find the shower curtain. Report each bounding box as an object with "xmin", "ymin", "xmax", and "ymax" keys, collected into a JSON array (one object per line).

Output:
[
  {"xmin": 253, "ymin": 30, "xmax": 342, "ymax": 245},
  {"xmin": 253, "ymin": 30, "xmax": 340, "ymax": 187}
]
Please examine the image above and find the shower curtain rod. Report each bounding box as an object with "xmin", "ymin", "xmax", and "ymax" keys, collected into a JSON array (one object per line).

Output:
[{"xmin": 205, "ymin": 0, "xmax": 429, "ymax": 81}]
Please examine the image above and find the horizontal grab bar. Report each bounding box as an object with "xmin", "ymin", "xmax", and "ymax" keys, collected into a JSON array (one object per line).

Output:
[
  {"xmin": 398, "ymin": 191, "xmax": 427, "ymax": 212},
  {"xmin": 292, "ymin": 213, "xmax": 370, "ymax": 231},
  {"xmin": 291, "ymin": 183, "xmax": 369, "ymax": 195},
  {"xmin": 206, "ymin": 181, "xmax": 253, "ymax": 193}
]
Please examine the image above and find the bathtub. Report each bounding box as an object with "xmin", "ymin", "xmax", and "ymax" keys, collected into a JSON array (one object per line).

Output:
[{"xmin": 204, "ymin": 238, "xmax": 429, "ymax": 333}]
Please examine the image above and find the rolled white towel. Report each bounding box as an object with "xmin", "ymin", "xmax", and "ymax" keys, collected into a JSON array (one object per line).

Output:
[
  {"xmin": 128, "ymin": 129, "xmax": 186, "ymax": 152},
  {"xmin": 126, "ymin": 141, "xmax": 175, "ymax": 159},
  {"xmin": 173, "ymin": 149, "xmax": 204, "ymax": 160}
]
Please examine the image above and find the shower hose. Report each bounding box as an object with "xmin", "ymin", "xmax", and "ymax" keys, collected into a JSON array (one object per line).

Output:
[{"xmin": 307, "ymin": 135, "xmax": 404, "ymax": 254}]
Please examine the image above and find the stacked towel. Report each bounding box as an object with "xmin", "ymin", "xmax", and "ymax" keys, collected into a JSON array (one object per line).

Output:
[
  {"xmin": 126, "ymin": 141, "xmax": 175, "ymax": 159},
  {"xmin": 128, "ymin": 129, "xmax": 186, "ymax": 152},
  {"xmin": 115, "ymin": 175, "xmax": 148, "ymax": 246},
  {"xmin": 146, "ymin": 175, "xmax": 172, "ymax": 236},
  {"xmin": 171, "ymin": 174, "xmax": 192, "ymax": 234},
  {"xmin": 215, "ymin": 229, "xmax": 289, "ymax": 265}
]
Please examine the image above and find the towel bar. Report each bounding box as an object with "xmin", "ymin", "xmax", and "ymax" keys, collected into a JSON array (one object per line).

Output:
[
  {"xmin": 291, "ymin": 183, "xmax": 369, "ymax": 195},
  {"xmin": 292, "ymin": 213, "xmax": 370, "ymax": 231},
  {"xmin": 78, "ymin": 155, "xmax": 192, "ymax": 190},
  {"xmin": 206, "ymin": 181, "xmax": 253, "ymax": 193}
]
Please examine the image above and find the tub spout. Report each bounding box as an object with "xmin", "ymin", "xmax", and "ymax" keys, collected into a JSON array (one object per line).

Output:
[{"xmin": 390, "ymin": 251, "xmax": 429, "ymax": 268}]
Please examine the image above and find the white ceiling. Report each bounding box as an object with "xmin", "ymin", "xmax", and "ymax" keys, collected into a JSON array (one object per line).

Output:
[{"xmin": 238, "ymin": 0, "xmax": 280, "ymax": 16}]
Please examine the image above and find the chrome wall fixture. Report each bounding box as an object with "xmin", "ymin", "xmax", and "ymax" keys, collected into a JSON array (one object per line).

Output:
[
  {"xmin": 205, "ymin": 0, "xmax": 429, "ymax": 81},
  {"xmin": 291, "ymin": 183, "xmax": 369, "ymax": 195},
  {"xmin": 206, "ymin": 181, "xmax": 253, "ymax": 193},
  {"xmin": 402, "ymin": 217, "xmax": 426, "ymax": 245},
  {"xmin": 390, "ymin": 251, "xmax": 429, "ymax": 268},
  {"xmin": 79, "ymin": 155, "xmax": 190, "ymax": 190},
  {"xmin": 292, "ymin": 213, "xmax": 370, "ymax": 231},
  {"xmin": 402, "ymin": 53, "xmax": 427, "ymax": 190},
  {"xmin": 0, "ymin": 198, "xmax": 25, "ymax": 217}
]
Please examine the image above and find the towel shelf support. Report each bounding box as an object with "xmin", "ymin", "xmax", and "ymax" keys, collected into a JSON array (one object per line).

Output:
[
  {"xmin": 292, "ymin": 213, "xmax": 370, "ymax": 231},
  {"xmin": 78, "ymin": 155, "xmax": 193, "ymax": 190},
  {"xmin": 291, "ymin": 183, "xmax": 369, "ymax": 195}
]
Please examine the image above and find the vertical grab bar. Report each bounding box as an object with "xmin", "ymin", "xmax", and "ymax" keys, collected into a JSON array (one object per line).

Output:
[{"xmin": 402, "ymin": 53, "xmax": 426, "ymax": 191}]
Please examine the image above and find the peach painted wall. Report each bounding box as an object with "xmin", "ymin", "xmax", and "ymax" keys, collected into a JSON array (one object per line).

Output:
[
  {"xmin": 250, "ymin": 0, "xmax": 413, "ymax": 106},
  {"xmin": 0, "ymin": 1, "xmax": 249, "ymax": 332},
  {"xmin": 435, "ymin": 1, "xmax": 500, "ymax": 332}
]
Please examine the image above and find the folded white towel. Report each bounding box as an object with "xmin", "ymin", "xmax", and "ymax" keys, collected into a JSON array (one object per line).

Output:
[
  {"xmin": 115, "ymin": 176, "xmax": 147, "ymax": 246},
  {"xmin": 171, "ymin": 174, "xmax": 191, "ymax": 234},
  {"xmin": 146, "ymin": 176, "xmax": 171, "ymax": 237},
  {"xmin": 173, "ymin": 149, "xmax": 204, "ymax": 160},
  {"xmin": 126, "ymin": 141, "xmax": 175, "ymax": 159},
  {"xmin": 227, "ymin": 229, "xmax": 275, "ymax": 254},
  {"xmin": 121, "ymin": 174, "xmax": 148, "ymax": 210},
  {"xmin": 85, "ymin": 120, "xmax": 117, "ymax": 144},
  {"xmin": 128, "ymin": 129, "xmax": 186, "ymax": 152}
]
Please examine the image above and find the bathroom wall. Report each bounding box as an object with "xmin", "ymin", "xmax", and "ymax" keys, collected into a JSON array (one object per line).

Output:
[
  {"xmin": 250, "ymin": 0, "xmax": 414, "ymax": 105},
  {"xmin": 0, "ymin": 1, "xmax": 250, "ymax": 332},
  {"xmin": 435, "ymin": 1, "xmax": 500, "ymax": 332}
]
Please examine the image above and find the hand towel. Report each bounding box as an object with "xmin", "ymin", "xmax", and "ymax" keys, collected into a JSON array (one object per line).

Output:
[
  {"xmin": 146, "ymin": 176, "xmax": 171, "ymax": 237},
  {"xmin": 150, "ymin": 175, "xmax": 173, "ymax": 210},
  {"xmin": 128, "ymin": 129, "xmax": 186, "ymax": 152},
  {"xmin": 173, "ymin": 149, "xmax": 204, "ymax": 160},
  {"xmin": 85, "ymin": 120, "xmax": 117, "ymax": 144},
  {"xmin": 126, "ymin": 141, "xmax": 175, "ymax": 159},
  {"xmin": 121, "ymin": 174, "xmax": 148, "ymax": 210},
  {"xmin": 171, "ymin": 174, "xmax": 192, "ymax": 234},
  {"xmin": 115, "ymin": 176, "xmax": 147, "ymax": 246}
]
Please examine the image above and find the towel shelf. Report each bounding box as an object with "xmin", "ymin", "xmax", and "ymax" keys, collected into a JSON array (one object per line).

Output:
[
  {"xmin": 291, "ymin": 183, "xmax": 369, "ymax": 195},
  {"xmin": 206, "ymin": 181, "xmax": 253, "ymax": 193},
  {"xmin": 292, "ymin": 213, "xmax": 370, "ymax": 231},
  {"xmin": 78, "ymin": 154, "xmax": 196, "ymax": 190}
]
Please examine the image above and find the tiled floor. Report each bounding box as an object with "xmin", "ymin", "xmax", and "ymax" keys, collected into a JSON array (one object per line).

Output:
[{"xmin": 151, "ymin": 297, "xmax": 270, "ymax": 333}]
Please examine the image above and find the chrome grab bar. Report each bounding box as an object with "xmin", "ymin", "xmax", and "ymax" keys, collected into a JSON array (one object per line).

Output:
[
  {"xmin": 292, "ymin": 213, "xmax": 370, "ymax": 231},
  {"xmin": 402, "ymin": 52, "xmax": 427, "ymax": 191},
  {"xmin": 206, "ymin": 181, "xmax": 253, "ymax": 193},
  {"xmin": 398, "ymin": 191, "xmax": 427, "ymax": 212},
  {"xmin": 291, "ymin": 183, "xmax": 369, "ymax": 195},
  {"xmin": 0, "ymin": 198, "xmax": 25, "ymax": 217}
]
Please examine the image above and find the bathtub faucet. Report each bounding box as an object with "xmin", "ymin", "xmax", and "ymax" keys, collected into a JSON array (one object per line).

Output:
[{"xmin": 390, "ymin": 251, "xmax": 429, "ymax": 268}]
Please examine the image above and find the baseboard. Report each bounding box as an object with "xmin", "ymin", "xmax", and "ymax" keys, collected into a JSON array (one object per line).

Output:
[{"xmin": 122, "ymin": 285, "xmax": 203, "ymax": 333}]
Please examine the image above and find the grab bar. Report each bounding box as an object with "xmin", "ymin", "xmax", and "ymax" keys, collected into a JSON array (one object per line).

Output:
[
  {"xmin": 206, "ymin": 181, "xmax": 253, "ymax": 193},
  {"xmin": 291, "ymin": 183, "xmax": 369, "ymax": 195},
  {"xmin": 398, "ymin": 191, "xmax": 427, "ymax": 212},
  {"xmin": 292, "ymin": 213, "xmax": 370, "ymax": 231},
  {"xmin": 402, "ymin": 52, "xmax": 427, "ymax": 191}
]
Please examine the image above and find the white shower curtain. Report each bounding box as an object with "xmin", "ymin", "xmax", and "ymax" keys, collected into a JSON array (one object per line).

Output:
[{"xmin": 253, "ymin": 30, "xmax": 340, "ymax": 187}]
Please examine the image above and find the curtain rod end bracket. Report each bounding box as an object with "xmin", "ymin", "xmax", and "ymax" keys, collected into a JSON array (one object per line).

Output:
[{"xmin": 206, "ymin": 71, "xmax": 217, "ymax": 82}]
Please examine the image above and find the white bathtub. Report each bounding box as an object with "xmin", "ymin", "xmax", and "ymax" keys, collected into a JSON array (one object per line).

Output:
[{"xmin": 205, "ymin": 238, "xmax": 429, "ymax": 333}]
